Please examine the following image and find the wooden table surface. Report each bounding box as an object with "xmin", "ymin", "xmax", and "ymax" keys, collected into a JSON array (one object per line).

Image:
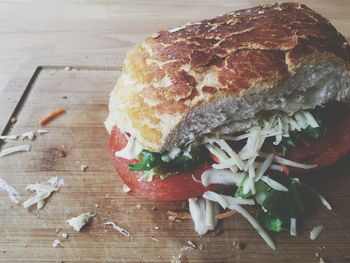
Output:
[
  {"xmin": 0, "ymin": 0, "xmax": 350, "ymax": 96},
  {"xmin": 0, "ymin": 1, "xmax": 350, "ymax": 263}
]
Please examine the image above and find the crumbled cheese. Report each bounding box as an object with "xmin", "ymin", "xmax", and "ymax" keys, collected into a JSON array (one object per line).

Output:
[
  {"xmin": 188, "ymin": 197, "xmax": 215, "ymax": 236},
  {"xmin": 59, "ymin": 231, "xmax": 69, "ymax": 239},
  {"xmin": 104, "ymin": 221, "xmax": 131, "ymax": 237},
  {"xmin": 0, "ymin": 177, "xmax": 21, "ymax": 204},
  {"xmin": 21, "ymin": 131, "xmax": 35, "ymax": 141},
  {"xmin": 203, "ymin": 191, "xmax": 255, "ymax": 209},
  {"xmin": 0, "ymin": 134, "xmax": 18, "ymax": 141},
  {"xmin": 290, "ymin": 218, "xmax": 297, "ymax": 236},
  {"xmin": 115, "ymin": 135, "xmax": 143, "ymax": 160},
  {"xmin": 161, "ymin": 147, "xmax": 181, "ymax": 162},
  {"xmin": 80, "ymin": 165, "xmax": 88, "ymax": 172},
  {"xmin": 23, "ymin": 183, "xmax": 58, "ymax": 209},
  {"xmin": 52, "ymin": 239, "xmax": 61, "ymax": 248},
  {"xmin": 0, "ymin": 144, "xmax": 31, "ymax": 158},
  {"xmin": 66, "ymin": 212, "xmax": 95, "ymax": 231},
  {"xmin": 310, "ymin": 225, "xmax": 325, "ymax": 240},
  {"xmin": 200, "ymin": 169, "xmax": 243, "ymax": 187},
  {"xmin": 47, "ymin": 176, "xmax": 65, "ymax": 188},
  {"xmin": 37, "ymin": 129, "xmax": 49, "ymax": 135},
  {"xmin": 122, "ymin": 184, "xmax": 131, "ymax": 193}
]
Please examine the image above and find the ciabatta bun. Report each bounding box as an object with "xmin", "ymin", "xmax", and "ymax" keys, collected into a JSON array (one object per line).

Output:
[{"xmin": 106, "ymin": 2, "xmax": 350, "ymax": 152}]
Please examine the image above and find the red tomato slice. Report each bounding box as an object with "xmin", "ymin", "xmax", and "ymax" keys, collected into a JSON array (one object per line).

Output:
[
  {"xmin": 109, "ymin": 126, "xmax": 212, "ymax": 201},
  {"xmin": 286, "ymin": 106, "xmax": 350, "ymax": 170}
]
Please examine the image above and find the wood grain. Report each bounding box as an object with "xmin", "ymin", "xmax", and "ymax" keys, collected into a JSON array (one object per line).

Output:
[{"xmin": 0, "ymin": 54, "xmax": 349, "ymax": 262}]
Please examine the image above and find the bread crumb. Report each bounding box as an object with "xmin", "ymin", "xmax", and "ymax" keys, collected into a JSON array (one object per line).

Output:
[
  {"xmin": 122, "ymin": 184, "xmax": 131, "ymax": 193},
  {"xmin": 59, "ymin": 231, "xmax": 69, "ymax": 239},
  {"xmin": 52, "ymin": 239, "xmax": 61, "ymax": 248},
  {"xmin": 58, "ymin": 150, "xmax": 66, "ymax": 158},
  {"xmin": 66, "ymin": 212, "xmax": 95, "ymax": 231},
  {"xmin": 233, "ymin": 240, "xmax": 246, "ymax": 250}
]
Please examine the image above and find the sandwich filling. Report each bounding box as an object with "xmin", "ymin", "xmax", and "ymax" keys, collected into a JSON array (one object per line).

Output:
[{"xmin": 111, "ymin": 102, "xmax": 349, "ymax": 249}]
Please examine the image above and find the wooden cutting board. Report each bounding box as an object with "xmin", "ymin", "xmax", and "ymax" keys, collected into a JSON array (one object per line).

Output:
[{"xmin": 0, "ymin": 51, "xmax": 350, "ymax": 263}]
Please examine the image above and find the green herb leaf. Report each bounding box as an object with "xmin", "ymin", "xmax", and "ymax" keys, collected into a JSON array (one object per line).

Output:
[
  {"xmin": 303, "ymin": 126, "xmax": 327, "ymax": 139},
  {"xmin": 235, "ymin": 175, "xmax": 270, "ymax": 199},
  {"xmin": 257, "ymin": 210, "xmax": 286, "ymax": 233},
  {"xmin": 129, "ymin": 150, "xmax": 162, "ymax": 171}
]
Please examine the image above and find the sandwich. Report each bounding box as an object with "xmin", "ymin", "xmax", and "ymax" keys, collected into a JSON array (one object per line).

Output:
[{"xmin": 105, "ymin": 2, "xmax": 350, "ymax": 248}]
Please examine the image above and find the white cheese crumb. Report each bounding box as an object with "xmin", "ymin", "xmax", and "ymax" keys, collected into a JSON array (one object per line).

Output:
[
  {"xmin": 103, "ymin": 221, "xmax": 131, "ymax": 237},
  {"xmin": 149, "ymin": 237, "xmax": 159, "ymax": 242},
  {"xmin": 310, "ymin": 225, "xmax": 325, "ymax": 240},
  {"xmin": 66, "ymin": 212, "xmax": 95, "ymax": 231},
  {"xmin": 0, "ymin": 177, "xmax": 21, "ymax": 204},
  {"xmin": 37, "ymin": 129, "xmax": 49, "ymax": 135},
  {"xmin": 0, "ymin": 134, "xmax": 18, "ymax": 141},
  {"xmin": 154, "ymin": 226, "xmax": 160, "ymax": 230},
  {"xmin": 23, "ymin": 183, "xmax": 58, "ymax": 209},
  {"xmin": 59, "ymin": 231, "xmax": 69, "ymax": 239},
  {"xmin": 64, "ymin": 66, "xmax": 72, "ymax": 71},
  {"xmin": 21, "ymin": 131, "xmax": 35, "ymax": 141},
  {"xmin": 52, "ymin": 239, "xmax": 61, "ymax": 248},
  {"xmin": 47, "ymin": 176, "xmax": 65, "ymax": 188},
  {"xmin": 80, "ymin": 165, "xmax": 88, "ymax": 172},
  {"xmin": 0, "ymin": 144, "xmax": 31, "ymax": 158},
  {"xmin": 136, "ymin": 204, "xmax": 142, "ymax": 209},
  {"xmin": 122, "ymin": 184, "xmax": 131, "ymax": 193}
]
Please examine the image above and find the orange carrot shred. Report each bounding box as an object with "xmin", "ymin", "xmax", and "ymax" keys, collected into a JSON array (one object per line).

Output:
[
  {"xmin": 209, "ymin": 153, "xmax": 220, "ymax": 164},
  {"xmin": 39, "ymin": 108, "xmax": 65, "ymax": 126},
  {"xmin": 282, "ymin": 164, "xmax": 290, "ymax": 175}
]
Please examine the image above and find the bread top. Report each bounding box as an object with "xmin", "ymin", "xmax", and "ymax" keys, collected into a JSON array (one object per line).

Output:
[{"xmin": 106, "ymin": 2, "xmax": 350, "ymax": 152}]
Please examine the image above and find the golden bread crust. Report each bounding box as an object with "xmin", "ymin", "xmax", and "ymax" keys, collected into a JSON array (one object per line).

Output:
[{"xmin": 107, "ymin": 2, "xmax": 350, "ymax": 152}]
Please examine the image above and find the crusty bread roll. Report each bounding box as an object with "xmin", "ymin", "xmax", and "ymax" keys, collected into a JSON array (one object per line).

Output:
[{"xmin": 106, "ymin": 2, "xmax": 350, "ymax": 152}]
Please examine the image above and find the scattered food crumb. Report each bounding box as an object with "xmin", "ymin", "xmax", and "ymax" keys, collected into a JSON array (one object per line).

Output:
[
  {"xmin": 21, "ymin": 131, "xmax": 35, "ymax": 141},
  {"xmin": 310, "ymin": 225, "xmax": 325, "ymax": 240},
  {"xmin": 122, "ymin": 184, "xmax": 131, "ymax": 193},
  {"xmin": 154, "ymin": 226, "xmax": 160, "ymax": 230},
  {"xmin": 103, "ymin": 221, "xmax": 131, "ymax": 238},
  {"xmin": 58, "ymin": 150, "xmax": 66, "ymax": 158},
  {"xmin": 66, "ymin": 212, "xmax": 95, "ymax": 232},
  {"xmin": 151, "ymin": 206, "xmax": 157, "ymax": 211},
  {"xmin": 171, "ymin": 254, "xmax": 189, "ymax": 263},
  {"xmin": 167, "ymin": 210, "xmax": 191, "ymax": 221},
  {"xmin": 0, "ymin": 177, "xmax": 21, "ymax": 203},
  {"xmin": 187, "ymin": 240, "xmax": 196, "ymax": 249},
  {"xmin": 233, "ymin": 240, "xmax": 246, "ymax": 250},
  {"xmin": 105, "ymin": 194, "xmax": 109, "ymax": 198},
  {"xmin": 47, "ymin": 176, "xmax": 65, "ymax": 188},
  {"xmin": 37, "ymin": 129, "xmax": 49, "ymax": 135},
  {"xmin": 0, "ymin": 144, "xmax": 31, "ymax": 158},
  {"xmin": 10, "ymin": 117, "xmax": 17, "ymax": 123},
  {"xmin": 0, "ymin": 134, "xmax": 18, "ymax": 141},
  {"xmin": 80, "ymin": 165, "xmax": 88, "ymax": 172},
  {"xmin": 64, "ymin": 66, "xmax": 72, "ymax": 71},
  {"xmin": 148, "ymin": 237, "xmax": 159, "ymax": 242},
  {"xmin": 59, "ymin": 231, "xmax": 69, "ymax": 239},
  {"xmin": 39, "ymin": 108, "xmax": 66, "ymax": 126},
  {"xmin": 94, "ymin": 204, "xmax": 99, "ymax": 208},
  {"xmin": 52, "ymin": 239, "xmax": 61, "ymax": 248},
  {"xmin": 55, "ymin": 228, "xmax": 61, "ymax": 233},
  {"xmin": 136, "ymin": 204, "xmax": 142, "ymax": 209},
  {"xmin": 23, "ymin": 183, "xmax": 58, "ymax": 209}
]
